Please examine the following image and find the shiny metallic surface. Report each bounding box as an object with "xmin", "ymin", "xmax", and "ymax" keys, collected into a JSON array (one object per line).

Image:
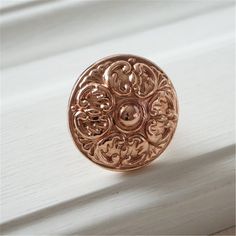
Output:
[{"xmin": 68, "ymin": 55, "xmax": 178, "ymax": 171}]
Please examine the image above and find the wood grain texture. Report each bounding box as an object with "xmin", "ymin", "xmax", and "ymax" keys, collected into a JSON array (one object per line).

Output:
[{"xmin": 0, "ymin": 0, "xmax": 235, "ymax": 235}]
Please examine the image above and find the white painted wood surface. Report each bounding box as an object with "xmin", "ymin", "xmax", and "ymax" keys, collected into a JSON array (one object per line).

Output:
[{"xmin": 0, "ymin": 0, "xmax": 235, "ymax": 235}]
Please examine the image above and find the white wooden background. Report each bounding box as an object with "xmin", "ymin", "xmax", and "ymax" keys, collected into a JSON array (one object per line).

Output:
[{"xmin": 0, "ymin": 0, "xmax": 235, "ymax": 235}]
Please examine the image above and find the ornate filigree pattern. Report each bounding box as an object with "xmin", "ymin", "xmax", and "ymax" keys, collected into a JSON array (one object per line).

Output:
[{"xmin": 69, "ymin": 55, "xmax": 178, "ymax": 171}]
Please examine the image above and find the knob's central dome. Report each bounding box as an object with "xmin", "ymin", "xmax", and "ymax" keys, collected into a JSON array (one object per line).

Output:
[{"xmin": 119, "ymin": 104, "xmax": 140, "ymax": 127}]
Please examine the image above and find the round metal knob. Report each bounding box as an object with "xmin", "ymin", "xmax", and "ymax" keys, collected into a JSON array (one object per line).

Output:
[{"xmin": 68, "ymin": 54, "xmax": 178, "ymax": 171}]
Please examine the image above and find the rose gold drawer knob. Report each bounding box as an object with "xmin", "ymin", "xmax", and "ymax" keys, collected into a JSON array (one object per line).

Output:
[{"xmin": 68, "ymin": 54, "xmax": 178, "ymax": 171}]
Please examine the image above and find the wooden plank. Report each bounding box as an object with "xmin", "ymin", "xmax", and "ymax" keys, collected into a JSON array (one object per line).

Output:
[
  {"xmin": 1, "ymin": 0, "xmax": 234, "ymax": 68},
  {"xmin": 1, "ymin": 1, "xmax": 235, "ymax": 235}
]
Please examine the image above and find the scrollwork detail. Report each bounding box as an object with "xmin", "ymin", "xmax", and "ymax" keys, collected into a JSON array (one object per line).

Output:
[
  {"xmin": 95, "ymin": 134, "xmax": 154, "ymax": 169},
  {"xmin": 120, "ymin": 135, "xmax": 149, "ymax": 167},
  {"xmin": 95, "ymin": 133, "xmax": 125, "ymax": 167},
  {"xmin": 76, "ymin": 83, "xmax": 113, "ymax": 113},
  {"xmin": 132, "ymin": 63, "xmax": 157, "ymax": 98},
  {"xmin": 146, "ymin": 90, "xmax": 178, "ymax": 146},
  {"xmin": 104, "ymin": 60, "xmax": 135, "ymax": 96},
  {"xmin": 71, "ymin": 83, "xmax": 114, "ymax": 142}
]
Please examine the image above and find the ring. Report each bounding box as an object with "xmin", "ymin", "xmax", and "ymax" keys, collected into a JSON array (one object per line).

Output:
[{"xmin": 68, "ymin": 54, "xmax": 179, "ymax": 171}]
